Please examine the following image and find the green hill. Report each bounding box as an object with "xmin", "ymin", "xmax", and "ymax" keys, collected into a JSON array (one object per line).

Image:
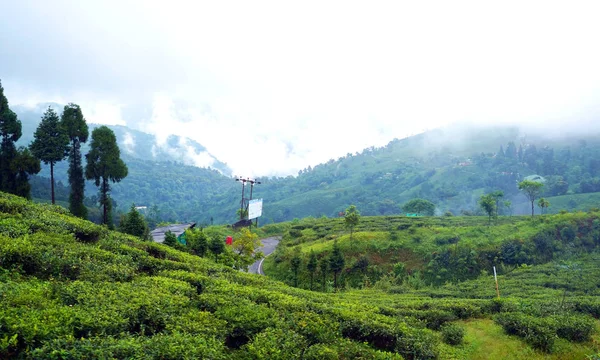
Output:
[
  {"xmin": 17, "ymin": 101, "xmax": 600, "ymax": 225},
  {"xmin": 1, "ymin": 192, "xmax": 600, "ymax": 359}
]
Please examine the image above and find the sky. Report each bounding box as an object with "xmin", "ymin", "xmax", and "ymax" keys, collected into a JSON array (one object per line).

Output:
[{"xmin": 2, "ymin": 1, "xmax": 600, "ymax": 177}]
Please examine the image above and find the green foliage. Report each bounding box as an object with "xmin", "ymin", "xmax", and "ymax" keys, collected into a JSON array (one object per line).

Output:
[
  {"xmin": 344, "ymin": 204, "xmax": 360, "ymax": 240},
  {"xmin": 329, "ymin": 240, "xmax": 345, "ymax": 289},
  {"xmin": 402, "ymin": 198, "xmax": 435, "ymax": 216},
  {"xmin": 554, "ymin": 313, "xmax": 596, "ymax": 342},
  {"xmin": 479, "ymin": 193, "xmax": 496, "ymax": 224},
  {"xmin": 306, "ymin": 250, "xmax": 318, "ymax": 290},
  {"xmin": 163, "ymin": 230, "xmax": 177, "ymax": 247},
  {"xmin": 1, "ymin": 191, "xmax": 600, "ymax": 359},
  {"xmin": 208, "ymin": 235, "xmax": 225, "ymax": 262},
  {"xmin": 231, "ymin": 228, "xmax": 263, "ymax": 271},
  {"xmin": 0, "ymin": 80, "xmax": 22, "ymax": 197},
  {"xmin": 186, "ymin": 228, "xmax": 208, "ymax": 257},
  {"xmin": 518, "ymin": 180, "xmax": 544, "ymax": 216},
  {"xmin": 0, "ymin": 83, "xmax": 39, "ymax": 200},
  {"xmin": 85, "ymin": 126, "xmax": 128, "ymax": 226},
  {"xmin": 494, "ymin": 312, "xmax": 553, "ymax": 348},
  {"xmin": 29, "ymin": 107, "xmax": 69, "ymax": 204},
  {"xmin": 538, "ymin": 197, "xmax": 550, "ymax": 214},
  {"xmin": 440, "ymin": 323, "xmax": 465, "ymax": 345},
  {"xmin": 61, "ymin": 103, "xmax": 88, "ymax": 219},
  {"xmin": 119, "ymin": 204, "xmax": 149, "ymax": 240}
]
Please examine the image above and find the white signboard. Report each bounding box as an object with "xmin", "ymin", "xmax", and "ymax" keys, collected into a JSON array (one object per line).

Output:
[{"xmin": 248, "ymin": 199, "xmax": 263, "ymax": 220}]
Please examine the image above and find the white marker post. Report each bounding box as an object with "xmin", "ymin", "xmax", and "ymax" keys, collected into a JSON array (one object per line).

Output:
[{"xmin": 493, "ymin": 266, "xmax": 500, "ymax": 299}]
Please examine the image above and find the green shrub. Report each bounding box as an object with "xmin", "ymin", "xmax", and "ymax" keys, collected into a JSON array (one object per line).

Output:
[
  {"xmin": 243, "ymin": 327, "xmax": 307, "ymax": 359},
  {"xmin": 440, "ymin": 323, "xmax": 464, "ymax": 345},
  {"xmin": 494, "ymin": 313, "xmax": 556, "ymax": 352},
  {"xmin": 554, "ymin": 314, "xmax": 596, "ymax": 342}
]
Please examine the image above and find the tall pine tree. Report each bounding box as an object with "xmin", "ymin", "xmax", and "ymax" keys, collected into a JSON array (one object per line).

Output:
[
  {"xmin": 61, "ymin": 103, "xmax": 88, "ymax": 218},
  {"xmin": 0, "ymin": 80, "xmax": 40, "ymax": 198},
  {"xmin": 329, "ymin": 240, "xmax": 345, "ymax": 290},
  {"xmin": 85, "ymin": 126, "xmax": 128, "ymax": 227},
  {"xmin": 30, "ymin": 107, "xmax": 69, "ymax": 204}
]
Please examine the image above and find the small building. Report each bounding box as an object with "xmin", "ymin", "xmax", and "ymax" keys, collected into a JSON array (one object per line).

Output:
[{"xmin": 150, "ymin": 223, "xmax": 196, "ymax": 244}]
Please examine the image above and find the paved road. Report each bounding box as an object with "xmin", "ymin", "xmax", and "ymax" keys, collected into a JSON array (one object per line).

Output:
[{"xmin": 248, "ymin": 236, "xmax": 281, "ymax": 275}]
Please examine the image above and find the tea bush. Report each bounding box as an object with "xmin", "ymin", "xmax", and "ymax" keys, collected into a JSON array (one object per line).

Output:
[{"xmin": 440, "ymin": 323, "xmax": 465, "ymax": 345}]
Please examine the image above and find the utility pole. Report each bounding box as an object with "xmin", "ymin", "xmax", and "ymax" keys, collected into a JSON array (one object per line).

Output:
[
  {"xmin": 235, "ymin": 177, "xmax": 249, "ymax": 220},
  {"xmin": 248, "ymin": 179, "xmax": 261, "ymax": 228}
]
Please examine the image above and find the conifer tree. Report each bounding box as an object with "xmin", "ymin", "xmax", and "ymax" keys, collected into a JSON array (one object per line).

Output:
[
  {"xmin": 30, "ymin": 107, "xmax": 69, "ymax": 204},
  {"xmin": 209, "ymin": 236, "xmax": 225, "ymax": 262},
  {"xmin": 119, "ymin": 204, "xmax": 149, "ymax": 239},
  {"xmin": 290, "ymin": 255, "xmax": 301, "ymax": 287},
  {"xmin": 0, "ymin": 80, "xmax": 39, "ymax": 198},
  {"xmin": 85, "ymin": 126, "xmax": 128, "ymax": 227},
  {"xmin": 61, "ymin": 103, "xmax": 88, "ymax": 218},
  {"xmin": 329, "ymin": 240, "xmax": 345, "ymax": 290},
  {"xmin": 163, "ymin": 230, "xmax": 177, "ymax": 246},
  {"xmin": 306, "ymin": 250, "xmax": 318, "ymax": 290},
  {"xmin": 0, "ymin": 80, "xmax": 20, "ymax": 194},
  {"xmin": 319, "ymin": 257, "xmax": 328, "ymax": 291}
]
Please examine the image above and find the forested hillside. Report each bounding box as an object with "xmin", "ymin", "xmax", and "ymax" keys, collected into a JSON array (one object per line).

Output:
[{"xmin": 17, "ymin": 104, "xmax": 600, "ymax": 225}]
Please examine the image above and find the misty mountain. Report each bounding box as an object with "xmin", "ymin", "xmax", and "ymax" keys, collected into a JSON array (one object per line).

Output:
[
  {"xmin": 14, "ymin": 103, "xmax": 231, "ymax": 175},
  {"xmin": 18, "ymin": 102, "xmax": 600, "ymax": 226}
]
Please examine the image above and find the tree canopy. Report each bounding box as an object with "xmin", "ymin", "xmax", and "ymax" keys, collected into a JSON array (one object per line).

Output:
[
  {"xmin": 119, "ymin": 204, "xmax": 149, "ymax": 239},
  {"xmin": 62, "ymin": 103, "xmax": 88, "ymax": 219},
  {"xmin": 0, "ymin": 80, "xmax": 39, "ymax": 199},
  {"xmin": 329, "ymin": 240, "xmax": 345, "ymax": 289},
  {"xmin": 30, "ymin": 107, "xmax": 69, "ymax": 204},
  {"xmin": 85, "ymin": 126, "xmax": 128, "ymax": 227},
  {"xmin": 518, "ymin": 180, "xmax": 544, "ymax": 216},
  {"xmin": 402, "ymin": 198, "xmax": 435, "ymax": 216},
  {"xmin": 344, "ymin": 205, "xmax": 360, "ymax": 240},
  {"xmin": 479, "ymin": 194, "xmax": 497, "ymax": 225}
]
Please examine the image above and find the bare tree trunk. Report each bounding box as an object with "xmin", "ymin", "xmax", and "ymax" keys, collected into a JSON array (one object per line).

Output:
[
  {"xmin": 531, "ymin": 201, "xmax": 534, "ymax": 217},
  {"xmin": 50, "ymin": 162, "xmax": 55, "ymax": 204}
]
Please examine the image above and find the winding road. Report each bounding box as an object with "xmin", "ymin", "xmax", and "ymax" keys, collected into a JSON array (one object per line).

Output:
[{"xmin": 248, "ymin": 236, "xmax": 281, "ymax": 275}]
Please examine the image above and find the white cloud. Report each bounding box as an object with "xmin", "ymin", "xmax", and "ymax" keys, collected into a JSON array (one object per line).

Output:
[
  {"xmin": 4, "ymin": 1, "xmax": 600, "ymax": 176},
  {"xmin": 122, "ymin": 132, "xmax": 135, "ymax": 154}
]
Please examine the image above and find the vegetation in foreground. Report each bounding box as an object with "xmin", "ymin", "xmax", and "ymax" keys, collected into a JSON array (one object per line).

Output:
[{"xmin": 1, "ymin": 192, "xmax": 599, "ymax": 359}]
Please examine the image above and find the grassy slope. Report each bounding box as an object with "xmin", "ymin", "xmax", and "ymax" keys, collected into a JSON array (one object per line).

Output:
[
  {"xmin": 2, "ymin": 192, "xmax": 599, "ymax": 359},
  {"xmin": 262, "ymin": 215, "xmax": 539, "ymax": 284}
]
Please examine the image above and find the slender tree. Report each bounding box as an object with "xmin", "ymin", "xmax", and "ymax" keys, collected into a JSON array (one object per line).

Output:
[
  {"xmin": 290, "ymin": 255, "xmax": 301, "ymax": 287},
  {"xmin": 344, "ymin": 204, "xmax": 360, "ymax": 240},
  {"xmin": 329, "ymin": 240, "xmax": 345, "ymax": 290},
  {"xmin": 504, "ymin": 200, "xmax": 513, "ymax": 216},
  {"xmin": 30, "ymin": 107, "xmax": 69, "ymax": 204},
  {"xmin": 306, "ymin": 250, "xmax": 318, "ymax": 290},
  {"xmin": 319, "ymin": 257, "xmax": 328, "ymax": 292},
  {"xmin": 490, "ymin": 190, "xmax": 504, "ymax": 217},
  {"xmin": 479, "ymin": 194, "xmax": 496, "ymax": 225},
  {"xmin": 61, "ymin": 103, "xmax": 88, "ymax": 218},
  {"xmin": 518, "ymin": 180, "xmax": 544, "ymax": 217},
  {"xmin": 538, "ymin": 198, "xmax": 550, "ymax": 215},
  {"xmin": 85, "ymin": 126, "xmax": 128, "ymax": 227}
]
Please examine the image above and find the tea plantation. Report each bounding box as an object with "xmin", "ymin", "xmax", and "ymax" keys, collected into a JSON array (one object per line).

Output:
[{"xmin": 1, "ymin": 191, "xmax": 599, "ymax": 359}]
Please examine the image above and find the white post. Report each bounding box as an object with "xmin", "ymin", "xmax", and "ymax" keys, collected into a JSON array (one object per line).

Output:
[{"xmin": 493, "ymin": 266, "xmax": 500, "ymax": 299}]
